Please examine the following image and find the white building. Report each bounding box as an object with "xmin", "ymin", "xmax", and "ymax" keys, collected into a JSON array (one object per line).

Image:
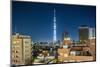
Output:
[
  {"xmin": 11, "ymin": 33, "xmax": 32, "ymax": 65},
  {"xmin": 89, "ymin": 28, "xmax": 95, "ymax": 39}
]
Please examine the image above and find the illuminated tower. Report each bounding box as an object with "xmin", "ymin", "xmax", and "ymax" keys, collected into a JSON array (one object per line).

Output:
[{"xmin": 53, "ymin": 8, "xmax": 57, "ymax": 43}]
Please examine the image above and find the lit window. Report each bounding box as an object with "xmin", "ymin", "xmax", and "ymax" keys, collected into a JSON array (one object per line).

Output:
[
  {"xmin": 16, "ymin": 40, "xmax": 20, "ymax": 43},
  {"xmin": 13, "ymin": 41, "xmax": 17, "ymax": 44},
  {"xmin": 60, "ymin": 53, "xmax": 63, "ymax": 56},
  {"xmin": 13, "ymin": 40, "xmax": 20, "ymax": 45},
  {"xmin": 64, "ymin": 54, "xmax": 68, "ymax": 57},
  {"xmin": 64, "ymin": 38, "xmax": 67, "ymax": 40}
]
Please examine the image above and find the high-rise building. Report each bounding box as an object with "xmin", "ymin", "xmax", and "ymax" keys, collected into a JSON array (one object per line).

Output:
[
  {"xmin": 79, "ymin": 25, "xmax": 89, "ymax": 43},
  {"xmin": 62, "ymin": 32, "xmax": 72, "ymax": 48},
  {"xmin": 12, "ymin": 33, "xmax": 32, "ymax": 65},
  {"xmin": 88, "ymin": 28, "xmax": 96, "ymax": 60},
  {"xmin": 53, "ymin": 8, "xmax": 57, "ymax": 43},
  {"xmin": 62, "ymin": 32, "xmax": 70, "ymax": 41},
  {"xmin": 58, "ymin": 32, "xmax": 71, "ymax": 62},
  {"xmin": 88, "ymin": 38, "xmax": 96, "ymax": 60},
  {"xmin": 89, "ymin": 28, "xmax": 95, "ymax": 39}
]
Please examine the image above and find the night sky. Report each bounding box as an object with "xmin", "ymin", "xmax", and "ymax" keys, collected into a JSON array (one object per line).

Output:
[{"xmin": 12, "ymin": 1, "xmax": 96, "ymax": 42}]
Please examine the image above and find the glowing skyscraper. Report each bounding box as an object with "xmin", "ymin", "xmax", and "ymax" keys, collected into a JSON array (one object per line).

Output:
[{"xmin": 53, "ymin": 8, "xmax": 57, "ymax": 43}]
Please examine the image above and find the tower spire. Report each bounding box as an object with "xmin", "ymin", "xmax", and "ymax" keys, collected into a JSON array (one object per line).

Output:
[{"xmin": 53, "ymin": 8, "xmax": 57, "ymax": 43}]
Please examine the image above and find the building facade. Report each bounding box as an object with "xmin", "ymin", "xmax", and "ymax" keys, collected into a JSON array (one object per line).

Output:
[
  {"xmin": 88, "ymin": 37, "xmax": 96, "ymax": 60},
  {"xmin": 11, "ymin": 33, "xmax": 32, "ymax": 65},
  {"xmin": 79, "ymin": 25, "xmax": 89, "ymax": 43},
  {"xmin": 62, "ymin": 32, "xmax": 72, "ymax": 48},
  {"xmin": 89, "ymin": 28, "xmax": 95, "ymax": 39}
]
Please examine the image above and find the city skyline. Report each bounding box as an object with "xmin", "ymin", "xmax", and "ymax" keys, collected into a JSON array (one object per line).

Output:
[{"xmin": 12, "ymin": 1, "xmax": 96, "ymax": 42}]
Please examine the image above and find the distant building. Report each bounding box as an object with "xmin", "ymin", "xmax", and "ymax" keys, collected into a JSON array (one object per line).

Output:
[
  {"xmin": 62, "ymin": 32, "xmax": 69, "ymax": 41},
  {"xmin": 89, "ymin": 28, "xmax": 95, "ymax": 39},
  {"xmin": 58, "ymin": 32, "xmax": 72, "ymax": 62},
  {"xmin": 62, "ymin": 32, "xmax": 72, "ymax": 48},
  {"xmin": 88, "ymin": 28, "xmax": 96, "ymax": 59},
  {"xmin": 58, "ymin": 28, "xmax": 95, "ymax": 62},
  {"xmin": 79, "ymin": 25, "xmax": 89, "ymax": 43},
  {"xmin": 11, "ymin": 33, "xmax": 32, "ymax": 65}
]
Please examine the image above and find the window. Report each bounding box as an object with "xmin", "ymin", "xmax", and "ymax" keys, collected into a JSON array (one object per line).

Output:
[
  {"xmin": 25, "ymin": 46, "xmax": 29, "ymax": 48},
  {"xmin": 16, "ymin": 51, "xmax": 18, "ymax": 53},
  {"xmin": 13, "ymin": 40, "xmax": 20, "ymax": 45},
  {"xmin": 12, "ymin": 50, "xmax": 15, "ymax": 53},
  {"xmin": 16, "ymin": 55, "xmax": 18, "ymax": 58},
  {"xmin": 70, "ymin": 51, "xmax": 76, "ymax": 56},
  {"xmin": 25, "ymin": 50, "xmax": 29, "ymax": 52},
  {"xmin": 13, "ymin": 60, "xmax": 17, "ymax": 63},
  {"xmin": 25, "ymin": 41, "xmax": 29, "ymax": 44}
]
